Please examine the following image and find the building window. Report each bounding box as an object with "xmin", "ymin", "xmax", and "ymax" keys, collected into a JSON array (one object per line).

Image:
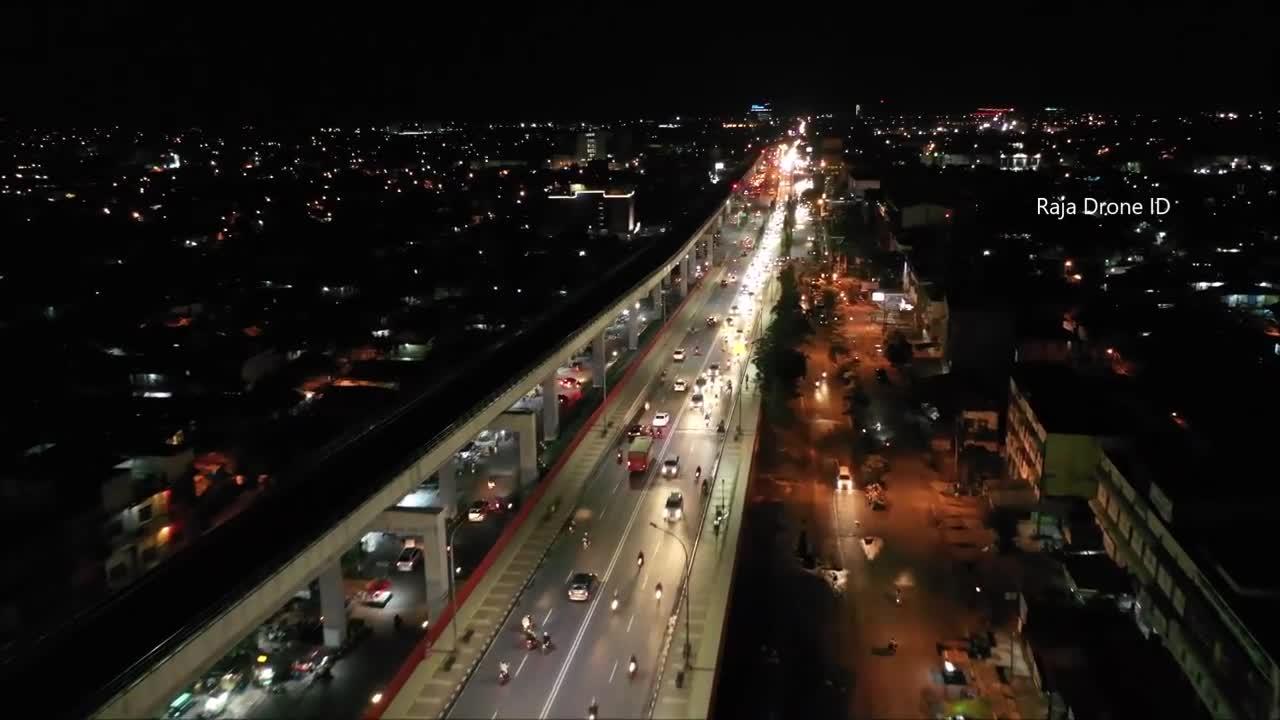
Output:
[{"xmin": 137, "ymin": 503, "xmax": 153, "ymax": 524}]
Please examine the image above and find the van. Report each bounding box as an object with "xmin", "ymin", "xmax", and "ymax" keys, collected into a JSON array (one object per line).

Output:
[{"xmin": 836, "ymin": 465, "xmax": 854, "ymax": 493}]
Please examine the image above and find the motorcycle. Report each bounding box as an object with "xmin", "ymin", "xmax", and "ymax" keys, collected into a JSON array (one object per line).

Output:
[
  {"xmin": 628, "ymin": 657, "xmax": 638, "ymax": 678},
  {"xmin": 542, "ymin": 635, "xmax": 554, "ymax": 654},
  {"xmin": 498, "ymin": 667, "xmax": 511, "ymax": 685},
  {"xmin": 610, "ymin": 596, "xmax": 620, "ymax": 612},
  {"xmin": 716, "ymin": 421, "xmax": 725, "ymax": 434},
  {"xmin": 524, "ymin": 633, "xmax": 539, "ymax": 650}
]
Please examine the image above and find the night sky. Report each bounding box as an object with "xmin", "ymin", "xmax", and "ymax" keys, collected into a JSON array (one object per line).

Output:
[{"xmin": 2, "ymin": 2, "xmax": 1273, "ymax": 125}]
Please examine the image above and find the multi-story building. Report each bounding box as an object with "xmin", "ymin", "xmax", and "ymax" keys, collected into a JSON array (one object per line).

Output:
[
  {"xmin": 542, "ymin": 185, "xmax": 637, "ymax": 237},
  {"xmin": 1005, "ymin": 366, "xmax": 1136, "ymax": 499},
  {"xmin": 575, "ymin": 131, "xmax": 611, "ymax": 163},
  {"xmin": 1091, "ymin": 440, "xmax": 1280, "ymax": 720},
  {"xmin": 103, "ymin": 429, "xmax": 193, "ymax": 587}
]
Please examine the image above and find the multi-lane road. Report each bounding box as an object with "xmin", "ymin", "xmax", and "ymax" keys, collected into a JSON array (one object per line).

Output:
[{"xmin": 446, "ymin": 198, "xmax": 782, "ymax": 720}]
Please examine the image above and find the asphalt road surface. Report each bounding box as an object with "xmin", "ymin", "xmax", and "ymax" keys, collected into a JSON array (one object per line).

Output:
[{"xmin": 447, "ymin": 225, "xmax": 774, "ymax": 720}]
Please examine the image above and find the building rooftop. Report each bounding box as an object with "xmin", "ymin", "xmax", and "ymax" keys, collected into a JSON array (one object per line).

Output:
[{"xmin": 1011, "ymin": 365, "xmax": 1145, "ymax": 436}]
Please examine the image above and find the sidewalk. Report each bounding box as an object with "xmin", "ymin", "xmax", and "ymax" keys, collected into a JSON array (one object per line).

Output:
[{"xmin": 379, "ymin": 261, "xmax": 729, "ymax": 720}]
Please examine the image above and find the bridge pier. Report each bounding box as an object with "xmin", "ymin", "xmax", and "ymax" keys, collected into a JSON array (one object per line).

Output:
[
  {"xmin": 679, "ymin": 255, "xmax": 691, "ymax": 296},
  {"xmin": 626, "ymin": 305, "xmax": 640, "ymax": 350},
  {"xmin": 592, "ymin": 333, "xmax": 608, "ymax": 391},
  {"xmin": 376, "ymin": 508, "xmax": 450, "ymax": 623},
  {"xmin": 651, "ymin": 284, "xmax": 664, "ymax": 320},
  {"xmin": 540, "ymin": 371, "xmax": 559, "ymax": 441},
  {"xmin": 318, "ymin": 561, "xmax": 348, "ymax": 648},
  {"xmin": 437, "ymin": 456, "xmax": 459, "ymax": 520},
  {"xmin": 493, "ymin": 411, "xmax": 538, "ymax": 489}
]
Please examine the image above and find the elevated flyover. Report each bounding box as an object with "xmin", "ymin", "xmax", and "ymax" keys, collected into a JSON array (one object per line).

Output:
[{"xmin": 0, "ymin": 151, "xmax": 766, "ymax": 720}]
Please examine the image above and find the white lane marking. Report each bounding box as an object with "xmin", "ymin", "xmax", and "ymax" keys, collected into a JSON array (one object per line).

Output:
[
  {"xmin": 516, "ymin": 655, "xmax": 528, "ymax": 677},
  {"xmin": 565, "ymin": 571, "xmax": 574, "ymax": 583},
  {"xmin": 538, "ymin": 457, "xmax": 657, "ymax": 719},
  {"xmin": 609, "ymin": 659, "xmax": 619, "ymax": 684},
  {"xmin": 639, "ymin": 569, "xmax": 648, "ymax": 588},
  {"xmin": 543, "ymin": 608, "xmax": 554, "ymax": 625},
  {"xmin": 491, "ymin": 712, "xmax": 498, "ymax": 720},
  {"xmin": 626, "ymin": 614, "xmax": 635, "ymax": 633}
]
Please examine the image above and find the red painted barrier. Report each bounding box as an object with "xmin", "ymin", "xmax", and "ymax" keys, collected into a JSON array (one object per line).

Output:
[{"xmin": 367, "ymin": 285, "xmax": 700, "ymax": 718}]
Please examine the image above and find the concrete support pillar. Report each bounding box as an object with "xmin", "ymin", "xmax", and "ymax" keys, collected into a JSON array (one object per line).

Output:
[
  {"xmin": 592, "ymin": 334, "xmax": 608, "ymax": 392},
  {"xmin": 708, "ymin": 235, "xmax": 718, "ymax": 267},
  {"xmin": 437, "ymin": 456, "xmax": 459, "ymax": 521},
  {"xmin": 651, "ymin": 284, "xmax": 664, "ymax": 319},
  {"xmin": 318, "ymin": 562, "xmax": 348, "ymax": 648},
  {"xmin": 627, "ymin": 307, "xmax": 640, "ymax": 351},
  {"xmin": 541, "ymin": 372, "xmax": 559, "ymax": 441},
  {"xmin": 495, "ymin": 411, "xmax": 539, "ymax": 489},
  {"xmin": 679, "ymin": 256, "xmax": 691, "ymax": 296},
  {"xmin": 422, "ymin": 512, "xmax": 449, "ymax": 621}
]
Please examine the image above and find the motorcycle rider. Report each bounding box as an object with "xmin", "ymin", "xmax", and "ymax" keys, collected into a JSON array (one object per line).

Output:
[
  {"xmin": 542, "ymin": 631, "xmax": 552, "ymax": 648},
  {"xmin": 499, "ymin": 661, "xmax": 511, "ymax": 680},
  {"xmin": 628, "ymin": 654, "xmax": 638, "ymax": 675},
  {"xmin": 588, "ymin": 698, "xmax": 599, "ymax": 719},
  {"xmin": 611, "ymin": 588, "xmax": 620, "ymax": 611},
  {"xmin": 695, "ymin": 465, "xmax": 702, "ymax": 481},
  {"xmin": 637, "ymin": 551, "xmax": 645, "ymax": 567},
  {"xmin": 521, "ymin": 614, "xmax": 533, "ymax": 633},
  {"xmin": 655, "ymin": 582, "xmax": 663, "ymax": 600}
]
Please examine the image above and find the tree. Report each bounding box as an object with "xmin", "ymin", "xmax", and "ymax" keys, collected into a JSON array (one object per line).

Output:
[{"xmin": 884, "ymin": 333, "xmax": 911, "ymax": 366}]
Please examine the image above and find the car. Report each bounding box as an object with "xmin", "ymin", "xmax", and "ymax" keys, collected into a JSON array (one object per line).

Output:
[
  {"xmin": 875, "ymin": 368, "xmax": 889, "ymax": 384},
  {"xmin": 836, "ymin": 466, "xmax": 854, "ymax": 493},
  {"xmin": 567, "ymin": 572, "xmax": 597, "ymax": 601},
  {"xmin": 730, "ymin": 304, "xmax": 739, "ymax": 315},
  {"xmin": 706, "ymin": 315, "xmax": 719, "ymax": 327},
  {"xmin": 921, "ymin": 403, "xmax": 941, "ymax": 421},
  {"xmin": 690, "ymin": 392, "xmax": 704, "ymax": 408},
  {"xmin": 652, "ymin": 411, "xmax": 671, "ymax": 428},
  {"xmin": 664, "ymin": 491, "xmax": 684, "ymax": 521},
  {"xmin": 467, "ymin": 500, "xmax": 488, "ymax": 522},
  {"xmin": 708, "ymin": 363, "xmax": 720, "ymax": 377},
  {"xmin": 292, "ymin": 648, "xmax": 332, "ymax": 674},
  {"xmin": 627, "ymin": 423, "xmax": 646, "ymax": 440},
  {"xmin": 694, "ymin": 375, "xmax": 708, "ymax": 390},
  {"xmin": 662, "ymin": 457, "xmax": 680, "ymax": 477},
  {"xmin": 559, "ymin": 376, "xmax": 580, "ymax": 389},
  {"xmin": 457, "ymin": 442, "xmax": 478, "ymax": 461},
  {"xmin": 673, "ymin": 348, "xmax": 686, "ymax": 362},
  {"xmin": 720, "ymin": 279, "xmax": 728, "ymax": 288},
  {"xmin": 473, "ymin": 430, "xmax": 498, "ymax": 455},
  {"xmin": 396, "ymin": 546, "xmax": 423, "ymax": 571},
  {"xmin": 673, "ymin": 377, "xmax": 688, "ymax": 392}
]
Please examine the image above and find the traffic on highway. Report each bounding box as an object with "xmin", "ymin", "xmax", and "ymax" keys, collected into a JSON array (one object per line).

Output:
[{"xmin": 446, "ymin": 177, "xmax": 784, "ymax": 720}]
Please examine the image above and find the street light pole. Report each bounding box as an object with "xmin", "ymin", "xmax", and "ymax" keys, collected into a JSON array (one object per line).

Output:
[
  {"xmin": 649, "ymin": 522, "xmax": 692, "ymax": 662},
  {"xmin": 445, "ymin": 517, "xmax": 465, "ymax": 653}
]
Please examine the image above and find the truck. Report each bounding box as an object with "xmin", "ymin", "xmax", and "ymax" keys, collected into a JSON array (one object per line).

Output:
[{"xmin": 627, "ymin": 436, "xmax": 654, "ymax": 474}]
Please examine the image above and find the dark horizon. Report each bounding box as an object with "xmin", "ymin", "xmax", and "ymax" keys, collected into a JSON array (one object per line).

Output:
[{"xmin": 3, "ymin": 3, "xmax": 1274, "ymax": 125}]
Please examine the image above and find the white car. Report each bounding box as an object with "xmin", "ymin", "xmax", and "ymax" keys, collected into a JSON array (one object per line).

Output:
[
  {"xmin": 467, "ymin": 501, "xmax": 488, "ymax": 522},
  {"xmin": 708, "ymin": 363, "xmax": 720, "ymax": 377},
  {"xmin": 690, "ymin": 393, "xmax": 704, "ymax": 408},
  {"xmin": 673, "ymin": 377, "xmax": 688, "ymax": 392},
  {"xmin": 652, "ymin": 412, "xmax": 671, "ymax": 428},
  {"xmin": 473, "ymin": 430, "xmax": 498, "ymax": 455},
  {"xmin": 673, "ymin": 348, "xmax": 686, "ymax": 362},
  {"xmin": 836, "ymin": 466, "xmax": 854, "ymax": 493}
]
